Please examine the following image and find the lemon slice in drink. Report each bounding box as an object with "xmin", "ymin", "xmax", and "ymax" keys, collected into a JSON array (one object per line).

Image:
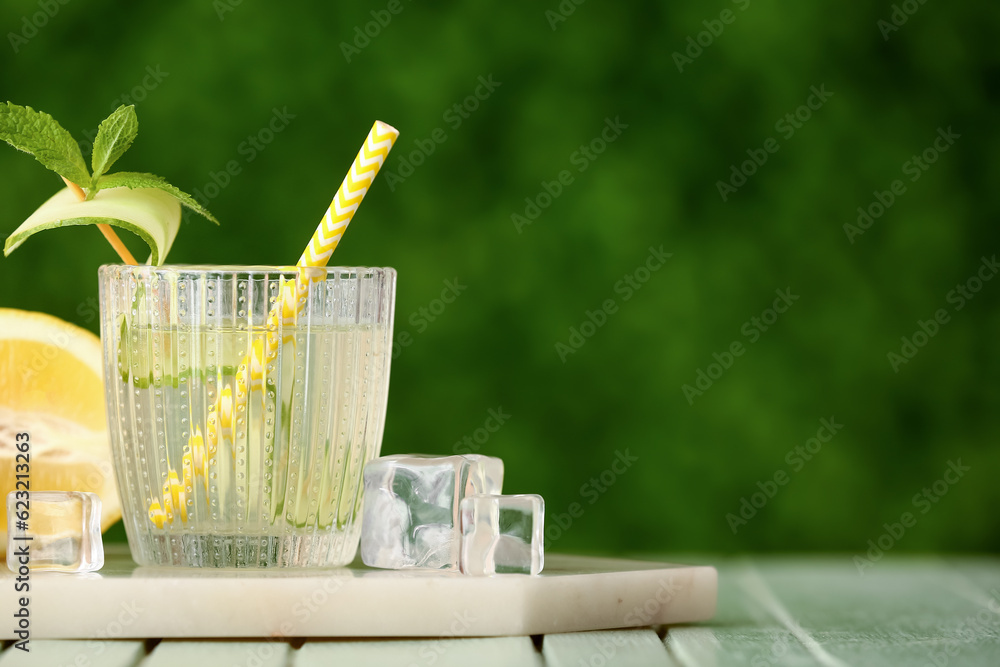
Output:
[{"xmin": 0, "ymin": 309, "xmax": 120, "ymax": 554}]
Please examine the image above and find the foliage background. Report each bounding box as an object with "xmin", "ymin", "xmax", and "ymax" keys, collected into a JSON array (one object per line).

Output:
[{"xmin": 0, "ymin": 0, "xmax": 997, "ymax": 555}]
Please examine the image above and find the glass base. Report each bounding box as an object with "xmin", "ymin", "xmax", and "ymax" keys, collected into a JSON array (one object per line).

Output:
[{"xmin": 130, "ymin": 528, "xmax": 361, "ymax": 568}]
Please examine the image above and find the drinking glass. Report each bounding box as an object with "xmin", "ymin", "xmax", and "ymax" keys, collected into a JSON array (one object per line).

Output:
[{"xmin": 98, "ymin": 264, "xmax": 395, "ymax": 567}]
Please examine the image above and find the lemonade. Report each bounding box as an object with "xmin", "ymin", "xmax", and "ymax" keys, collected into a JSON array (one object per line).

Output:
[{"xmin": 102, "ymin": 266, "xmax": 395, "ymax": 567}]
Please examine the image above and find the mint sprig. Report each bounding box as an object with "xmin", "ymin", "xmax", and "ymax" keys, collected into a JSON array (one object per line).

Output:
[
  {"xmin": 0, "ymin": 102, "xmax": 91, "ymax": 186},
  {"xmin": 90, "ymin": 104, "xmax": 138, "ymax": 191},
  {"xmin": 0, "ymin": 101, "xmax": 217, "ymax": 225}
]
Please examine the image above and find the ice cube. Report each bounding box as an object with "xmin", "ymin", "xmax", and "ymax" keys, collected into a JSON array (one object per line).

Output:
[
  {"xmin": 467, "ymin": 455, "xmax": 504, "ymax": 498},
  {"xmin": 6, "ymin": 491, "xmax": 104, "ymax": 573},
  {"xmin": 360, "ymin": 454, "xmax": 503, "ymax": 570},
  {"xmin": 460, "ymin": 494, "xmax": 544, "ymax": 575}
]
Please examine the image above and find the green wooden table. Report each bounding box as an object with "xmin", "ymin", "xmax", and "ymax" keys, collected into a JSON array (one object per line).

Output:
[{"xmin": 2, "ymin": 556, "xmax": 997, "ymax": 666}]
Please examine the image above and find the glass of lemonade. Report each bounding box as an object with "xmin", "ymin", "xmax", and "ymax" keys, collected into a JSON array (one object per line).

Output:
[{"xmin": 98, "ymin": 264, "xmax": 395, "ymax": 567}]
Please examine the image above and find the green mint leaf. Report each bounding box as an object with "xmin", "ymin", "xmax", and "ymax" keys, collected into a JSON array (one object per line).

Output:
[
  {"xmin": 90, "ymin": 105, "xmax": 138, "ymax": 186},
  {"xmin": 98, "ymin": 171, "xmax": 219, "ymax": 225},
  {"xmin": 0, "ymin": 102, "xmax": 91, "ymax": 186}
]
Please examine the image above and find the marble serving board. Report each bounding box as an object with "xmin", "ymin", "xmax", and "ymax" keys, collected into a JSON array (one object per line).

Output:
[{"xmin": 0, "ymin": 546, "xmax": 716, "ymax": 639}]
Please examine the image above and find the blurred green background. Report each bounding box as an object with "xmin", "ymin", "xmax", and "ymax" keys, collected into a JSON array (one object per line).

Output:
[{"xmin": 1, "ymin": 0, "xmax": 997, "ymax": 555}]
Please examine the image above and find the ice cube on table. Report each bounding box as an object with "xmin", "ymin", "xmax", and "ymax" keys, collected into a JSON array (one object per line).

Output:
[
  {"xmin": 6, "ymin": 491, "xmax": 104, "ymax": 573},
  {"xmin": 360, "ymin": 454, "xmax": 503, "ymax": 570},
  {"xmin": 460, "ymin": 494, "xmax": 544, "ymax": 575}
]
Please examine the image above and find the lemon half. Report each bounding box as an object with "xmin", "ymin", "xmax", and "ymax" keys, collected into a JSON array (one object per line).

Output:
[{"xmin": 0, "ymin": 309, "xmax": 120, "ymax": 553}]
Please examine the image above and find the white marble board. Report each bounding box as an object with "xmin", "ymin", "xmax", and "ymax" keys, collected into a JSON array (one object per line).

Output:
[{"xmin": 0, "ymin": 546, "xmax": 716, "ymax": 639}]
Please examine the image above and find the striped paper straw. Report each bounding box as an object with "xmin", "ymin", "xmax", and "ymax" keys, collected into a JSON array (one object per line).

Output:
[
  {"xmin": 263, "ymin": 120, "xmax": 398, "ymax": 360},
  {"xmin": 299, "ymin": 121, "xmax": 399, "ymax": 268}
]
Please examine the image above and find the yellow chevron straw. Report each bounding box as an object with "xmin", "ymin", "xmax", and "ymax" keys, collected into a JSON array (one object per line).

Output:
[
  {"xmin": 148, "ymin": 121, "xmax": 398, "ymax": 527},
  {"xmin": 263, "ymin": 120, "xmax": 398, "ymax": 361},
  {"xmin": 299, "ymin": 121, "xmax": 399, "ymax": 268}
]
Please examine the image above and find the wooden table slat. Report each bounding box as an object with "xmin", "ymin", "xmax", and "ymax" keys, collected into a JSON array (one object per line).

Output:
[
  {"xmin": 293, "ymin": 636, "xmax": 542, "ymax": 666},
  {"xmin": 668, "ymin": 558, "xmax": 1000, "ymax": 666},
  {"xmin": 0, "ymin": 640, "xmax": 146, "ymax": 667},
  {"xmin": 543, "ymin": 628, "xmax": 673, "ymax": 666},
  {"xmin": 142, "ymin": 640, "xmax": 290, "ymax": 666}
]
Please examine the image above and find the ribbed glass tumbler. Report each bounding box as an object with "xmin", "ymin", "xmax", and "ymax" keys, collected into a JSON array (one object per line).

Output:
[{"xmin": 98, "ymin": 265, "xmax": 396, "ymax": 567}]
